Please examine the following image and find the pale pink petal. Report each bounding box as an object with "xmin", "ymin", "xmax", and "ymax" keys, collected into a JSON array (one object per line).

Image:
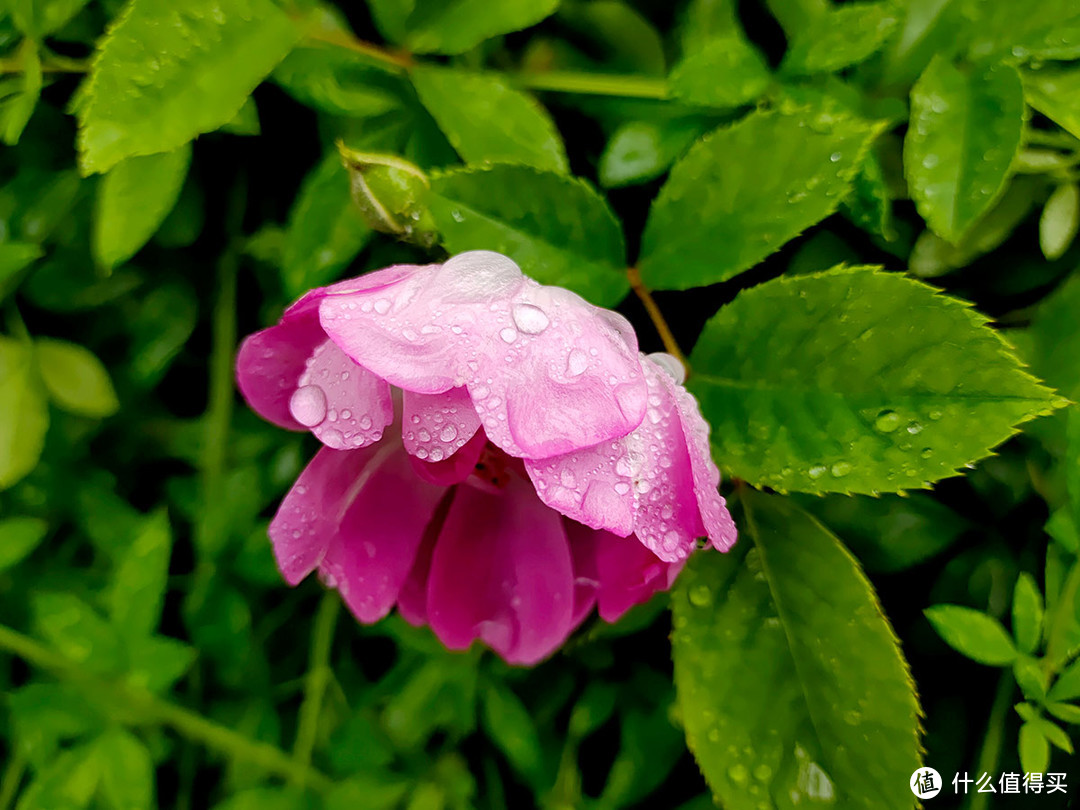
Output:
[
  {"xmin": 319, "ymin": 251, "xmax": 647, "ymax": 457},
  {"xmin": 319, "ymin": 254, "xmax": 523, "ymax": 394},
  {"xmin": 269, "ymin": 445, "xmax": 381, "ymax": 585},
  {"xmin": 409, "ymin": 429, "xmax": 487, "ymax": 487},
  {"xmin": 427, "ymin": 472, "xmax": 575, "ymax": 665},
  {"xmin": 316, "ymin": 443, "xmax": 445, "ymax": 623},
  {"xmin": 236, "ymin": 315, "xmax": 326, "ymax": 430},
  {"xmin": 291, "ymin": 339, "xmax": 393, "ymax": 450},
  {"xmin": 670, "ymin": 379, "xmax": 737, "ymax": 551},
  {"xmin": 402, "ymin": 387, "xmax": 482, "ymax": 462},
  {"xmin": 469, "ymin": 282, "xmax": 647, "ymax": 459},
  {"xmin": 527, "ymin": 358, "xmax": 725, "ymax": 563}
]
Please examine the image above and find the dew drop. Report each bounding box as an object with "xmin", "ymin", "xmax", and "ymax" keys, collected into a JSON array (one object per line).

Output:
[
  {"xmin": 830, "ymin": 462, "xmax": 852, "ymax": 478},
  {"xmin": 567, "ymin": 349, "xmax": 589, "ymax": 377},
  {"xmin": 512, "ymin": 303, "xmax": 550, "ymax": 334},
  {"xmin": 373, "ymin": 298, "xmax": 391, "ymax": 314},
  {"xmin": 440, "ymin": 425, "xmax": 458, "ymax": 442},
  {"xmin": 614, "ymin": 481, "xmax": 630, "ymax": 495},
  {"xmin": 500, "ymin": 327, "xmax": 517, "ymax": 343},
  {"xmin": 873, "ymin": 409, "xmax": 902, "ymax": 433},
  {"xmin": 289, "ymin": 385, "xmax": 327, "ymax": 427},
  {"xmin": 689, "ymin": 584, "xmax": 713, "ymax": 607}
]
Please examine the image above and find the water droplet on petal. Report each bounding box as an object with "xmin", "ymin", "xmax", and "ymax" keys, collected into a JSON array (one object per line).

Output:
[
  {"xmin": 440, "ymin": 425, "xmax": 458, "ymax": 442},
  {"xmin": 290, "ymin": 385, "xmax": 327, "ymax": 427},
  {"xmin": 566, "ymin": 349, "xmax": 589, "ymax": 377},
  {"xmin": 373, "ymin": 299, "xmax": 391, "ymax": 315},
  {"xmin": 512, "ymin": 303, "xmax": 550, "ymax": 334},
  {"xmin": 500, "ymin": 327, "xmax": 517, "ymax": 343}
]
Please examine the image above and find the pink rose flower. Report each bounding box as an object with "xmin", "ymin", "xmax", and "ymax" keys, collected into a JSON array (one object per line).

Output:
[{"xmin": 237, "ymin": 251, "xmax": 735, "ymax": 665}]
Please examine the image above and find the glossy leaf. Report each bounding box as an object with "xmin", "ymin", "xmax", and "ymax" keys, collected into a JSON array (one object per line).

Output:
[
  {"xmin": 426, "ymin": 164, "xmax": 629, "ymax": 306},
  {"xmin": 925, "ymin": 605, "xmax": 1018, "ymax": 665},
  {"xmin": 93, "ymin": 144, "xmax": 191, "ymax": 270},
  {"xmin": 1012, "ymin": 572, "xmax": 1045, "ymax": 655},
  {"xmin": 1023, "ymin": 66, "xmax": 1080, "ymax": 141},
  {"xmin": 1040, "ymin": 183, "xmax": 1080, "ymax": 261},
  {"xmin": 598, "ymin": 118, "xmax": 709, "ymax": 188},
  {"xmin": 964, "ymin": 0, "xmax": 1080, "ymax": 62},
  {"xmin": 411, "ymin": 66, "xmax": 568, "ymax": 173},
  {"xmin": 107, "ymin": 509, "xmax": 172, "ymax": 640},
  {"xmin": 96, "ymin": 728, "xmax": 155, "ymax": 810},
  {"xmin": 36, "ymin": 337, "xmax": 119, "ymax": 419},
  {"xmin": 367, "ymin": 0, "xmax": 558, "ymax": 55},
  {"xmin": 672, "ymin": 490, "xmax": 921, "ymax": 810},
  {"xmin": 669, "ymin": 35, "xmax": 771, "ymax": 108},
  {"xmin": 75, "ymin": 0, "xmax": 300, "ymax": 173},
  {"xmin": 905, "ymin": 57, "xmax": 1024, "ymax": 243},
  {"xmin": 639, "ymin": 109, "xmax": 878, "ymax": 290},
  {"xmin": 688, "ymin": 268, "xmax": 1060, "ymax": 494},
  {"xmin": 781, "ymin": 1, "xmax": 900, "ymax": 75},
  {"xmin": 0, "ymin": 516, "xmax": 48, "ymax": 572},
  {"xmin": 0, "ymin": 337, "xmax": 49, "ymax": 490},
  {"xmin": 282, "ymin": 153, "xmax": 372, "ymax": 298},
  {"xmin": 273, "ymin": 46, "xmax": 403, "ymax": 117}
]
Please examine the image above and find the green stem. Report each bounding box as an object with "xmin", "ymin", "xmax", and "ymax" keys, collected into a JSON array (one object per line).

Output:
[
  {"xmin": 291, "ymin": 593, "xmax": 341, "ymax": 783},
  {"xmin": 0, "ymin": 749, "xmax": 26, "ymax": 810},
  {"xmin": 966, "ymin": 671, "xmax": 1014, "ymax": 810},
  {"xmin": 0, "ymin": 623, "xmax": 334, "ymax": 793},
  {"xmin": 512, "ymin": 70, "xmax": 669, "ymax": 99}
]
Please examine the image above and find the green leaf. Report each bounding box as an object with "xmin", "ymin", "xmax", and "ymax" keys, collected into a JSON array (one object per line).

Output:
[
  {"xmin": 0, "ymin": 516, "xmax": 47, "ymax": 572},
  {"xmin": 31, "ymin": 591, "xmax": 127, "ymax": 674},
  {"xmin": 669, "ymin": 35, "xmax": 771, "ymax": 108},
  {"xmin": 598, "ymin": 118, "xmax": 709, "ymax": 189},
  {"xmin": 1040, "ymin": 183, "xmax": 1080, "ymax": 261},
  {"xmin": 1030, "ymin": 716, "xmax": 1074, "ymax": 753},
  {"xmin": 93, "ymin": 143, "xmax": 191, "ymax": 270},
  {"xmin": 427, "ymin": 164, "xmax": 629, "ymax": 306},
  {"xmin": 1018, "ymin": 720, "xmax": 1050, "ymax": 774},
  {"xmin": 367, "ymin": 0, "xmax": 558, "ymax": 55},
  {"xmin": 964, "ymin": 0, "xmax": 1080, "ymax": 62},
  {"xmin": 75, "ymin": 0, "xmax": 301, "ymax": 173},
  {"xmin": 0, "ymin": 241, "xmax": 44, "ymax": 303},
  {"xmin": 4, "ymin": 0, "xmax": 90, "ymax": 37},
  {"xmin": 1012, "ymin": 572, "xmax": 1045, "ymax": 655},
  {"xmin": 678, "ymin": 0, "xmax": 740, "ymax": 54},
  {"xmin": 125, "ymin": 634, "xmax": 197, "ymax": 693},
  {"xmin": 35, "ymin": 337, "xmax": 119, "ymax": 418},
  {"xmin": 557, "ymin": 1, "xmax": 666, "ymax": 75},
  {"xmin": 1046, "ymin": 701, "xmax": 1080, "ymax": 724},
  {"xmin": 1026, "ymin": 274, "xmax": 1080, "ymax": 401},
  {"xmin": 221, "ymin": 96, "xmax": 260, "ymax": 135},
  {"xmin": 672, "ymin": 490, "xmax": 921, "ymax": 810},
  {"xmin": 904, "ymin": 56, "xmax": 1024, "ymax": 243},
  {"xmin": 282, "ymin": 152, "xmax": 372, "ymax": 298},
  {"xmin": 411, "ymin": 66, "xmax": 568, "ymax": 173},
  {"xmin": 96, "ymin": 728, "xmax": 155, "ymax": 810},
  {"xmin": 273, "ymin": 46, "xmax": 403, "ymax": 118},
  {"xmin": 0, "ymin": 337, "xmax": 49, "ymax": 490},
  {"xmin": 925, "ymin": 604, "xmax": 1018, "ymax": 665},
  {"xmin": 843, "ymin": 151, "xmax": 895, "ymax": 241},
  {"xmin": 480, "ymin": 679, "xmax": 545, "ymax": 787},
  {"xmin": 781, "ymin": 1, "xmax": 900, "ymax": 75},
  {"xmin": 688, "ymin": 268, "xmax": 1060, "ymax": 494},
  {"xmin": 1014, "ymin": 656, "xmax": 1049, "ymax": 701},
  {"xmin": 1048, "ymin": 657, "xmax": 1080, "ymax": 702},
  {"xmin": 107, "ymin": 509, "xmax": 172, "ymax": 640},
  {"xmin": 8, "ymin": 684, "xmax": 103, "ymax": 768},
  {"xmin": 15, "ymin": 742, "xmax": 101, "ymax": 810},
  {"xmin": 1024, "ymin": 66, "xmax": 1080, "ymax": 141},
  {"xmin": 639, "ymin": 109, "xmax": 879, "ymax": 290},
  {"xmin": 598, "ymin": 701, "xmax": 685, "ymax": 808},
  {"xmin": 212, "ymin": 788, "xmax": 310, "ymax": 810},
  {"xmin": 0, "ymin": 40, "xmax": 42, "ymax": 146}
]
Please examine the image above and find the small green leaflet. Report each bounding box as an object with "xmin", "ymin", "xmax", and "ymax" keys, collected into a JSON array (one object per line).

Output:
[
  {"xmin": 688, "ymin": 267, "xmax": 1062, "ymax": 495},
  {"xmin": 672, "ymin": 490, "xmax": 921, "ymax": 810},
  {"xmin": 0, "ymin": 516, "xmax": 48, "ymax": 572},
  {"xmin": 905, "ymin": 56, "xmax": 1024, "ymax": 244},
  {"xmin": 639, "ymin": 108, "xmax": 880, "ymax": 290},
  {"xmin": 924, "ymin": 604, "xmax": 1018, "ymax": 665},
  {"xmin": 411, "ymin": 66, "xmax": 569, "ymax": 173},
  {"xmin": 1023, "ymin": 66, "xmax": 1080, "ymax": 141},
  {"xmin": 36, "ymin": 337, "xmax": 119, "ymax": 419},
  {"xmin": 106, "ymin": 509, "xmax": 173, "ymax": 641},
  {"xmin": 0, "ymin": 337, "xmax": 49, "ymax": 490},
  {"xmin": 668, "ymin": 35, "xmax": 771, "ymax": 108},
  {"xmin": 75, "ymin": 0, "xmax": 301, "ymax": 173},
  {"xmin": 93, "ymin": 143, "xmax": 192, "ymax": 270},
  {"xmin": 781, "ymin": 1, "xmax": 900, "ymax": 75},
  {"xmin": 366, "ymin": 0, "xmax": 558, "ymax": 55},
  {"xmin": 426, "ymin": 164, "xmax": 629, "ymax": 306},
  {"xmin": 598, "ymin": 118, "xmax": 710, "ymax": 189}
]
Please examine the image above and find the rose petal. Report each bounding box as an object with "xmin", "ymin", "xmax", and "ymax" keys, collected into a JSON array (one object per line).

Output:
[
  {"xmin": 402, "ymin": 387, "xmax": 482, "ymax": 462},
  {"xmin": 427, "ymin": 472, "xmax": 575, "ymax": 665},
  {"xmin": 409, "ymin": 429, "xmax": 487, "ymax": 487},
  {"xmin": 236, "ymin": 315, "xmax": 326, "ymax": 430},
  {"xmin": 293, "ymin": 339, "xmax": 393, "ymax": 450}
]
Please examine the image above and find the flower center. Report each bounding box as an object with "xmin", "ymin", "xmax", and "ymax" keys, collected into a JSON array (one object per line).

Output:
[{"xmin": 471, "ymin": 441, "xmax": 513, "ymax": 489}]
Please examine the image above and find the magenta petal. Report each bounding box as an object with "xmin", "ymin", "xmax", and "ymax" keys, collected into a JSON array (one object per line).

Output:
[
  {"xmin": 318, "ymin": 443, "xmax": 445, "ymax": 623},
  {"xmin": 427, "ymin": 473, "xmax": 575, "ymax": 665},
  {"xmin": 409, "ymin": 429, "xmax": 487, "ymax": 486},
  {"xmin": 293, "ymin": 339, "xmax": 393, "ymax": 450},
  {"xmin": 236, "ymin": 315, "xmax": 326, "ymax": 430},
  {"xmin": 671, "ymin": 378, "xmax": 737, "ymax": 551},
  {"xmin": 402, "ymin": 387, "xmax": 482, "ymax": 462},
  {"xmin": 471, "ymin": 282, "xmax": 647, "ymax": 459},
  {"xmin": 269, "ymin": 445, "xmax": 381, "ymax": 585}
]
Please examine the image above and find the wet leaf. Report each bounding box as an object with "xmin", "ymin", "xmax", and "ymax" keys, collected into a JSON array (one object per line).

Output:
[
  {"xmin": 672, "ymin": 490, "xmax": 921, "ymax": 810},
  {"xmin": 781, "ymin": 1, "xmax": 899, "ymax": 75},
  {"xmin": 669, "ymin": 34, "xmax": 771, "ymax": 107}
]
